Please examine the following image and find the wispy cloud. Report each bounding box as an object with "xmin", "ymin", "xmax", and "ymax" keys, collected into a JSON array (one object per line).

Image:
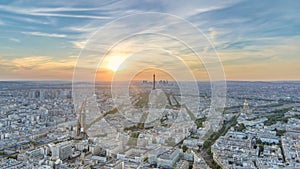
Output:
[
  {"xmin": 0, "ymin": 5, "xmax": 111, "ymax": 20},
  {"xmin": 25, "ymin": 13, "xmax": 110, "ymax": 20},
  {"xmin": 9, "ymin": 38, "xmax": 21, "ymax": 43},
  {"xmin": 72, "ymin": 40, "xmax": 87, "ymax": 49},
  {"xmin": 3, "ymin": 15, "xmax": 54, "ymax": 25},
  {"xmin": 0, "ymin": 19, "xmax": 5, "ymax": 25},
  {"xmin": 30, "ymin": 7, "xmax": 108, "ymax": 13},
  {"xmin": 0, "ymin": 56, "xmax": 75, "ymax": 80},
  {"xmin": 22, "ymin": 31, "xmax": 67, "ymax": 38}
]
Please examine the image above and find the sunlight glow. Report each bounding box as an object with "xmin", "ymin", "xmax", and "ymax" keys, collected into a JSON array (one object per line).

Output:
[{"xmin": 106, "ymin": 56, "xmax": 126, "ymax": 72}]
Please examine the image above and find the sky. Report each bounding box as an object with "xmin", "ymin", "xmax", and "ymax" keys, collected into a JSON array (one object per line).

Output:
[{"xmin": 0, "ymin": 0, "xmax": 299, "ymax": 81}]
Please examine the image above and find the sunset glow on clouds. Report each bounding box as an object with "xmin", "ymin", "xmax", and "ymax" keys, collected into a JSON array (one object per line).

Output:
[{"xmin": 0, "ymin": 0, "xmax": 299, "ymax": 81}]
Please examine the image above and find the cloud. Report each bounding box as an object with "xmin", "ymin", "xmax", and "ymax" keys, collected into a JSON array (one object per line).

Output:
[
  {"xmin": 0, "ymin": 5, "xmax": 111, "ymax": 20},
  {"xmin": 72, "ymin": 40, "xmax": 87, "ymax": 49},
  {"xmin": 24, "ymin": 12, "xmax": 110, "ymax": 20},
  {"xmin": 30, "ymin": 7, "xmax": 108, "ymax": 13},
  {"xmin": 3, "ymin": 15, "xmax": 54, "ymax": 25},
  {"xmin": 9, "ymin": 38, "xmax": 21, "ymax": 43},
  {"xmin": 217, "ymin": 36, "xmax": 300, "ymax": 80},
  {"xmin": 0, "ymin": 19, "xmax": 5, "ymax": 25},
  {"xmin": 0, "ymin": 56, "xmax": 76, "ymax": 80},
  {"xmin": 67, "ymin": 26, "xmax": 97, "ymax": 33},
  {"xmin": 162, "ymin": 0, "xmax": 242, "ymax": 18},
  {"xmin": 22, "ymin": 31, "xmax": 67, "ymax": 38}
]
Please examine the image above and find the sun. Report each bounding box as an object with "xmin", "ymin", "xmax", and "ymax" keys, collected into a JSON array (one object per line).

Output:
[{"xmin": 106, "ymin": 56, "xmax": 125, "ymax": 72}]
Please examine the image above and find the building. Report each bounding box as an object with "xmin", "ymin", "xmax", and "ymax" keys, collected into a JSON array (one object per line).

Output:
[
  {"xmin": 49, "ymin": 142, "xmax": 73, "ymax": 161},
  {"xmin": 242, "ymin": 99, "xmax": 252, "ymax": 114},
  {"xmin": 157, "ymin": 148, "xmax": 181, "ymax": 168}
]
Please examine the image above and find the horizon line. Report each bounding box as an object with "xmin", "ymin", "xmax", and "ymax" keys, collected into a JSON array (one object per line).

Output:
[{"xmin": 0, "ymin": 79, "xmax": 300, "ymax": 83}]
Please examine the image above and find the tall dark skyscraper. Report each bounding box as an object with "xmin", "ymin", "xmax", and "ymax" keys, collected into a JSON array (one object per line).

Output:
[{"xmin": 153, "ymin": 74, "xmax": 156, "ymax": 90}]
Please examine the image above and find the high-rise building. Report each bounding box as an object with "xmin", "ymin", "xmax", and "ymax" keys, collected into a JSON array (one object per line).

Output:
[{"xmin": 40, "ymin": 89, "xmax": 44, "ymax": 100}]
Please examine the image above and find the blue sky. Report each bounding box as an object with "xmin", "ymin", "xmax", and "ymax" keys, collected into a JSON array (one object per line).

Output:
[{"xmin": 0, "ymin": 0, "xmax": 299, "ymax": 80}]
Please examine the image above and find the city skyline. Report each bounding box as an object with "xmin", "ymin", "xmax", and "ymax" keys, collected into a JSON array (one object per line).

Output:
[{"xmin": 1, "ymin": 2, "xmax": 300, "ymax": 168}]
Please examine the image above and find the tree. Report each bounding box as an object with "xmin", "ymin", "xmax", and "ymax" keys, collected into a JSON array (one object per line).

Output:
[
  {"xmin": 182, "ymin": 145, "xmax": 188, "ymax": 152},
  {"xmin": 259, "ymin": 145, "xmax": 264, "ymax": 156},
  {"xmin": 235, "ymin": 123, "xmax": 246, "ymax": 132}
]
